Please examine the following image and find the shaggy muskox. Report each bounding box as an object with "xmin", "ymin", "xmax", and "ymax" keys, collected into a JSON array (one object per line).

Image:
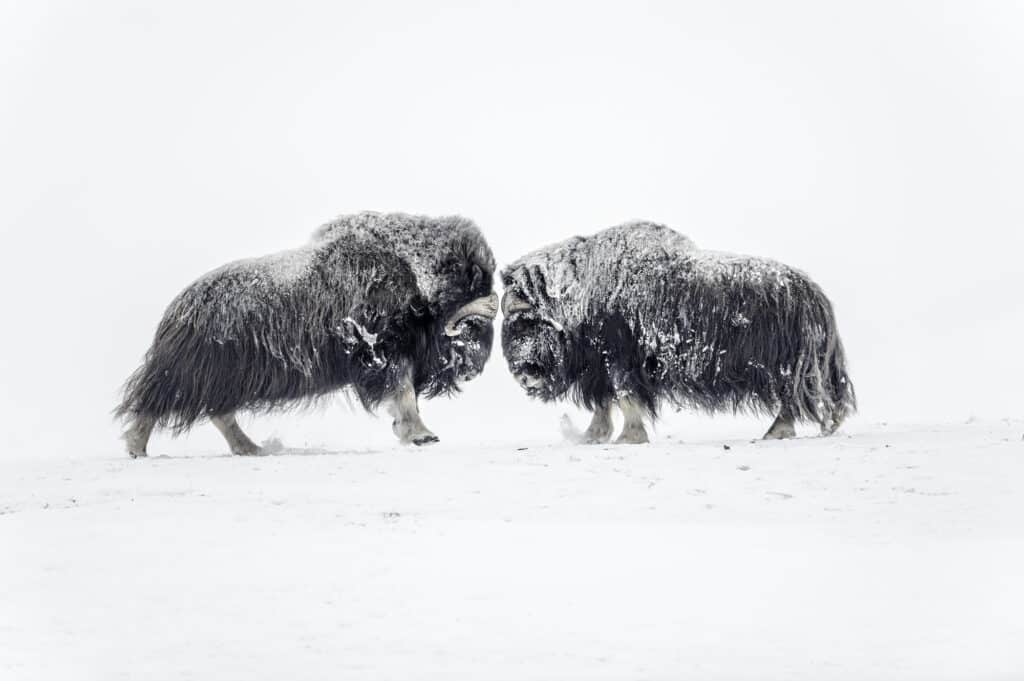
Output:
[
  {"xmin": 116, "ymin": 211, "xmax": 498, "ymax": 456},
  {"xmin": 500, "ymin": 222, "xmax": 855, "ymax": 443}
]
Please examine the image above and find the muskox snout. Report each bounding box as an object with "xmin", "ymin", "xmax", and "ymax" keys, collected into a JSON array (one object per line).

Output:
[
  {"xmin": 516, "ymin": 373, "xmax": 545, "ymax": 389},
  {"xmin": 513, "ymin": 363, "xmax": 546, "ymax": 391}
]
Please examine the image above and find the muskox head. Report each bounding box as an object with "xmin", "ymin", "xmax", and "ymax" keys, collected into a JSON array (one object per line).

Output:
[
  {"xmin": 499, "ymin": 287, "xmax": 573, "ymax": 400},
  {"xmin": 414, "ymin": 224, "xmax": 499, "ymax": 393},
  {"xmin": 438, "ymin": 290, "xmax": 498, "ymax": 383}
]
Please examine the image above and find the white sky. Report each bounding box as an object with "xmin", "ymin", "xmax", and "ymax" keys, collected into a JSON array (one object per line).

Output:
[{"xmin": 1, "ymin": 0, "xmax": 1021, "ymax": 456}]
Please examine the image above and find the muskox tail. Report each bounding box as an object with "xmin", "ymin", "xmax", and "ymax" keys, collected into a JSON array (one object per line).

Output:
[{"xmin": 787, "ymin": 288, "xmax": 856, "ymax": 433}]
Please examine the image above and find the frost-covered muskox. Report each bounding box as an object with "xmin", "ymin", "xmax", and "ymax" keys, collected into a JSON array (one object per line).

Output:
[
  {"xmin": 116, "ymin": 212, "xmax": 498, "ymax": 456},
  {"xmin": 501, "ymin": 222, "xmax": 855, "ymax": 443}
]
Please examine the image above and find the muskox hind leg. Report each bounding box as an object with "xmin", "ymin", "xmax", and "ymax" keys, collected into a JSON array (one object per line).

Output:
[
  {"xmin": 581, "ymin": 403, "xmax": 614, "ymax": 444},
  {"xmin": 820, "ymin": 410, "xmax": 845, "ymax": 437},
  {"xmin": 211, "ymin": 412, "xmax": 262, "ymax": 456},
  {"xmin": 124, "ymin": 414, "xmax": 156, "ymax": 458},
  {"xmin": 615, "ymin": 397, "xmax": 650, "ymax": 445},
  {"xmin": 386, "ymin": 370, "xmax": 439, "ymax": 446},
  {"xmin": 763, "ymin": 406, "xmax": 797, "ymax": 440}
]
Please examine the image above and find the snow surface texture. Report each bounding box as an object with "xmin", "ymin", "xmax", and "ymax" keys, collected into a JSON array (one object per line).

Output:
[{"xmin": 3, "ymin": 420, "xmax": 1022, "ymax": 680}]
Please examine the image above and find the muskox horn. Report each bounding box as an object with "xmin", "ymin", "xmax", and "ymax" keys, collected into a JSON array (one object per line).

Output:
[
  {"xmin": 444, "ymin": 292, "xmax": 499, "ymax": 336},
  {"xmin": 501, "ymin": 291, "xmax": 532, "ymax": 316}
]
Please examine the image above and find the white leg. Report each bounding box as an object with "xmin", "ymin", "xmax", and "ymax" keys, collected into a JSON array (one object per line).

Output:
[
  {"xmin": 386, "ymin": 370, "xmax": 439, "ymax": 446},
  {"xmin": 820, "ymin": 410, "xmax": 844, "ymax": 437},
  {"xmin": 211, "ymin": 412, "xmax": 262, "ymax": 455},
  {"xmin": 615, "ymin": 397, "xmax": 650, "ymax": 444},
  {"xmin": 124, "ymin": 414, "xmax": 155, "ymax": 458},
  {"xmin": 581, "ymin": 403, "xmax": 614, "ymax": 444},
  {"xmin": 763, "ymin": 407, "xmax": 797, "ymax": 440}
]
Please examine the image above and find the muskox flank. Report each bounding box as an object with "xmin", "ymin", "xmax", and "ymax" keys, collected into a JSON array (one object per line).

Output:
[
  {"xmin": 116, "ymin": 211, "xmax": 498, "ymax": 456},
  {"xmin": 500, "ymin": 222, "xmax": 855, "ymax": 443}
]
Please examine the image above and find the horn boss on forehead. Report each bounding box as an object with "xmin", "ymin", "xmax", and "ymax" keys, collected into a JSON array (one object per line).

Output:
[
  {"xmin": 445, "ymin": 292, "xmax": 499, "ymax": 336},
  {"xmin": 500, "ymin": 221, "xmax": 856, "ymax": 442},
  {"xmin": 501, "ymin": 291, "xmax": 532, "ymax": 316}
]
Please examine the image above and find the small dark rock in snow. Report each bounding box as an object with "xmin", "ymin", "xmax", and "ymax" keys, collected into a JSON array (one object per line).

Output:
[
  {"xmin": 516, "ymin": 447, "xmax": 529, "ymax": 451},
  {"xmin": 723, "ymin": 444, "xmax": 731, "ymax": 450},
  {"xmin": 737, "ymin": 465, "xmax": 751, "ymax": 471}
]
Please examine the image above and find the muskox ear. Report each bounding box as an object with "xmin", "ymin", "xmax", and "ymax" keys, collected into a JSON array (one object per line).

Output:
[
  {"xmin": 501, "ymin": 291, "xmax": 532, "ymax": 316},
  {"xmin": 444, "ymin": 293, "xmax": 499, "ymax": 336}
]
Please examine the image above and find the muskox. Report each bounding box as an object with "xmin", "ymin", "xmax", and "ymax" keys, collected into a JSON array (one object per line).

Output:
[
  {"xmin": 116, "ymin": 211, "xmax": 498, "ymax": 456},
  {"xmin": 500, "ymin": 222, "xmax": 855, "ymax": 443}
]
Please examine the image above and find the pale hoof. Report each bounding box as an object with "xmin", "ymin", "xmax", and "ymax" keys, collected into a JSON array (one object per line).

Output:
[
  {"xmin": 231, "ymin": 444, "xmax": 262, "ymax": 456},
  {"xmin": 820, "ymin": 415, "xmax": 843, "ymax": 437},
  {"xmin": 615, "ymin": 425, "xmax": 650, "ymax": 445},
  {"xmin": 124, "ymin": 429, "xmax": 151, "ymax": 458},
  {"xmin": 394, "ymin": 419, "xmax": 439, "ymax": 446},
  {"xmin": 763, "ymin": 423, "xmax": 796, "ymax": 440},
  {"xmin": 582, "ymin": 427, "xmax": 612, "ymax": 445}
]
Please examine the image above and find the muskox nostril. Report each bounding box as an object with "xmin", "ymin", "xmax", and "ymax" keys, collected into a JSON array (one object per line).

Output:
[{"xmin": 516, "ymin": 373, "xmax": 543, "ymax": 389}]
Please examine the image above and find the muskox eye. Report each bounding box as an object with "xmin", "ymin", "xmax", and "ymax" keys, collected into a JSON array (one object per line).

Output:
[{"xmin": 644, "ymin": 356, "xmax": 665, "ymax": 378}]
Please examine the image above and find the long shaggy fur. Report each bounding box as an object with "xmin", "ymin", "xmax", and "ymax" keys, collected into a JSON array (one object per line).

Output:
[
  {"xmin": 501, "ymin": 222, "xmax": 856, "ymax": 430},
  {"xmin": 117, "ymin": 212, "xmax": 496, "ymax": 433}
]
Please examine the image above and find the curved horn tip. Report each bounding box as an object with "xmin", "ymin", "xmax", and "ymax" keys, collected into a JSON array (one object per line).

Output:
[
  {"xmin": 501, "ymin": 291, "xmax": 533, "ymax": 316},
  {"xmin": 444, "ymin": 293, "xmax": 500, "ymax": 336}
]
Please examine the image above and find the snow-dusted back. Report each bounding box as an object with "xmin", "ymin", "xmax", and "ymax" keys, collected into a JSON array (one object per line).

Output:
[
  {"xmin": 315, "ymin": 212, "xmax": 495, "ymax": 306},
  {"xmin": 504, "ymin": 221, "xmax": 697, "ymax": 329}
]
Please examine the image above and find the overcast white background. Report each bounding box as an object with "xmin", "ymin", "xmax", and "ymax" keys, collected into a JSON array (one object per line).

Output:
[
  {"xmin": 1, "ymin": 0, "xmax": 1021, "ymax": 454},
  {"xmin": 4, "ymin": 4, "xmax": 1024, "ymax": 680}
]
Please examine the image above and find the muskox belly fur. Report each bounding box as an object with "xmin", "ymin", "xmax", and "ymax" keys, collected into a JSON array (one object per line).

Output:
[
  {"xmin": 116, "ymin": 211, "xmax": 498, "ymax": 456},
  {"xmin": 500, "ymin": 222, "xmax": 856, "ymax": 442}
]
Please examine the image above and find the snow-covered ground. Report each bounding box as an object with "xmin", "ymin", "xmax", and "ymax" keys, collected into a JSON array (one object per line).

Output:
[{"xmin": 3, "ymin": 419, "xmax": 1021, "ymax": 680}]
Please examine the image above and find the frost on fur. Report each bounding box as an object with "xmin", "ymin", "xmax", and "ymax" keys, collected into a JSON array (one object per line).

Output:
[
  {"xmin": 116, "ymin": 211, "xmax": 497, "ymax": 434},
  {"xmin": 501, "ymin": 221, "xmax": 856, "ymax": 433}
]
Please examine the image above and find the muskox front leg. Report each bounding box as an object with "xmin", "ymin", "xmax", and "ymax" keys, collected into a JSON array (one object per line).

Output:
[
  {"xmin": 615, "ymin": 398, "xmax": 650, "ymax": 444},
  {"xmin": 385, "ymin": 370, "xmax": 439, "ymax": 446},
  {"xmin": 124, "ymin": 414, "xmax": 156, "ymax": 458},
  {"xmin": 763, "ymin": 406, "xmax": 796, "ymax": 440},
  {"xmin": 581, "ymin": 403, "xmax": 614, "ymax": 444},
  {"xmin": 211, "ymin": 412, "xmax": 262, "ymax": 455}
]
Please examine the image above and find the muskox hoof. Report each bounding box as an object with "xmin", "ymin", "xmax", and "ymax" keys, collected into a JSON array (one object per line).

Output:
[
  {"xmin": 763, "ymin": 423, "xmax": 796, "ymax": 440},
  {"xmin": 128, "ymin": 449, "xmax": 148, "ymax": 459},
  {"xmin": 615, "ymin": 425, "xmax": 650, "ymax": 445},
  {"xmin": 394, "ymin": 419, "xmax": 439, "ymax": 446},
  {"xmin": 819, "ymin": 414, "xmax": 844, "ymax": 437},
  {"xmin": 231, "ymin": 442, "xmax": 263, "ymax": 456},
  {"xmin": 582, "ymin": 427, "xmax": 613, "ymax": 445}
]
